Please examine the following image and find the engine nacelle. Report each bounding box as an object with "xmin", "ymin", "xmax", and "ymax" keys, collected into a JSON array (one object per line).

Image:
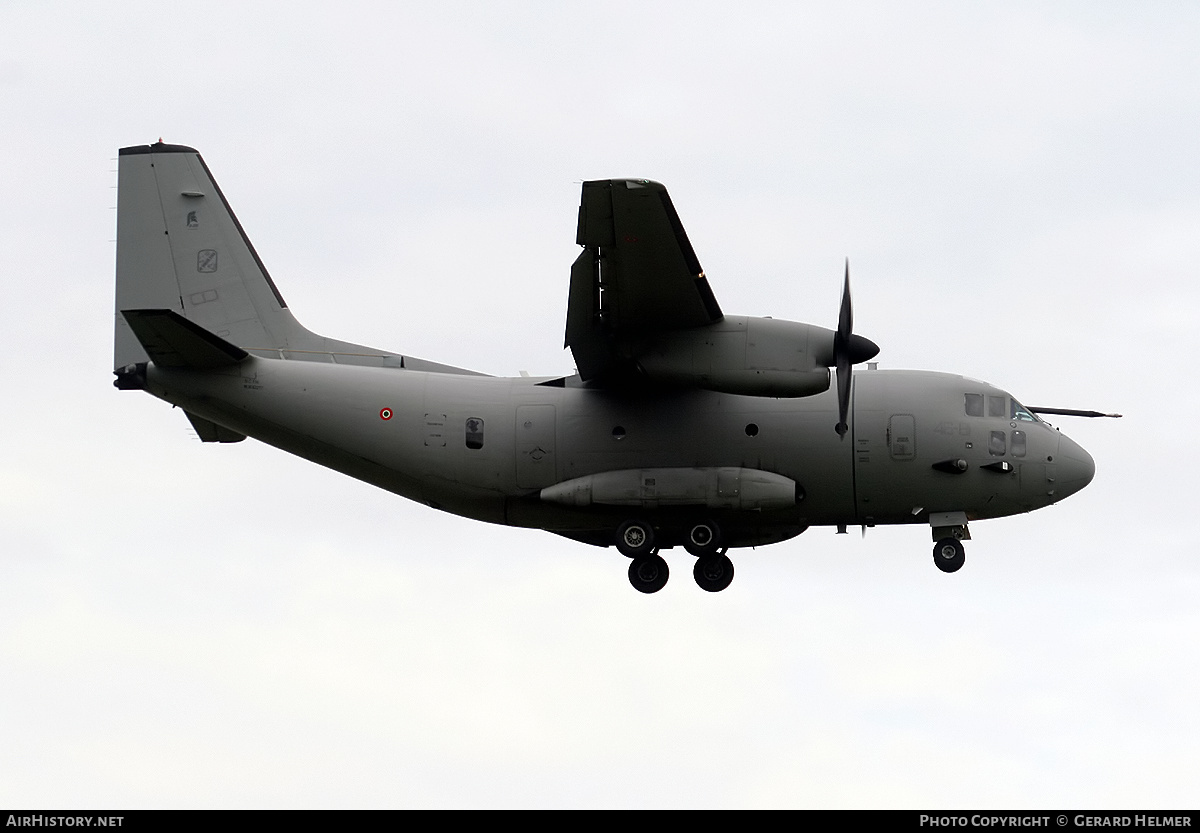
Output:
[{"xmin": 634, "ymin": 315, "xmax": 835, "ymax": 397}]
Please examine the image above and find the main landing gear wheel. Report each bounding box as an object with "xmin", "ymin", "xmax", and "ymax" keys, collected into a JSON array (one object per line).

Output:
[
  {"xmin": 693, "ymin": 553, "xmax": 735, "ymax": 592},
  {"xmin": 683, "ymin": 520, "xmax": 722, "ymax": 557},
  {"xmin": 628, "ymin": 553, "xmax": 669, "ymax": 594},
  {"xmin": 615, "ymin": 520, "xmax": 656, "ymax": 557},
  {"xmin": 933, "ymin": 537, "xmax": 966, "ymax": 573}
]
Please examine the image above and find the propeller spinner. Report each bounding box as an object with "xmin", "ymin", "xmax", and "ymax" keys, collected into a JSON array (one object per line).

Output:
[{"xmin": 833, "ymin": 260, "xmax": 879, "ymax": 437}]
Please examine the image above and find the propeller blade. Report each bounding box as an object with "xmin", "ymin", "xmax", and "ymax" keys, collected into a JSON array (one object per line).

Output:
[
  {"xmin": 838, "ymin": 259, "xmax": 852, "ymax": 343},
  {"xmin": 834, "ymin": 259, "xmax": 865, "ymax": 437},
  {"xmin": 836, "ymin": 349, "xmax": 851, "ymax": 437}
]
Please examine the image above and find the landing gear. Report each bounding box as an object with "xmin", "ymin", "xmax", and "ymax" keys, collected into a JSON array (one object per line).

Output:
[
  {"xmin": 932, "ymin": 538, "xmax": 966, "ymax": 573},
  {"xmin": 683, "ymin": 520, "xmax": 722, "ymax": 557},
  {"xmin": 929, "ymin": 512, "xmax": 970, "ymax": 574},
  {"xmin": 628, "ymin": 553, "xmax": 669, "ymax": 593},
  {"xmin": 693, "ymin": 552, "xmax": 734, "ymax": 592},
  {"xmin": 616, "ymin": 518, "xmax": 736, "ymax": 593},
  {"xmin": 615, "ymin": 519, "xmax": 655, "ymax": 557},
  {"xmin": 686, "ymin": 520, "xmax": 735, "ymax": 590}
]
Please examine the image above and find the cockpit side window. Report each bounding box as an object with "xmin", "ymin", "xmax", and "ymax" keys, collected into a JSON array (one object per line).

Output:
[
  {"xmin": 987, "ymin": 395, "xmax": 1007, "ymax": 418},
  {"xmin": 965, "ymin": 394, "xmax": 984, "ymax": 417}
]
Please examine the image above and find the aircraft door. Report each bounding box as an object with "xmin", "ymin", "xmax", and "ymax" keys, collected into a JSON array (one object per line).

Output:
[
  {"xmin": 515, "ymin": 404, "xmax": 557, "ymax": 489},
  {"xmin": 855, "ymin": 411, "xmax": 920, "ymax": 522}
]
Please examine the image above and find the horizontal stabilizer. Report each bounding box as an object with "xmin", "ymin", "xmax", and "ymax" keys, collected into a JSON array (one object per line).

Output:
[
  {"xmin": 121, "ymin": 308, "xmax": 249, "ymax": 369},
  {"xmin": 185, "ymin": 411, "xmax": 246, "ymax": 443}
]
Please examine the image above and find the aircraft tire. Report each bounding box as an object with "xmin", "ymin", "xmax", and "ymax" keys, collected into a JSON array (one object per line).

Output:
[
  {"xmin": 628, "ymin": 554, "xmax": 669, "ymax": 594},
  {"xmin": 615, "ymin": 520, "xmax": 656, "ymax": 557},
  {"xmin": 933, "ymin": 538, "xmax": 966, "ymax": 573},
  {"xmin": 693, "ymin": 553, "xmax": 735, "ymax": 592},
  {"xmin": 683, "ymin": 520, "xmax": 722, "ymax": 557}
]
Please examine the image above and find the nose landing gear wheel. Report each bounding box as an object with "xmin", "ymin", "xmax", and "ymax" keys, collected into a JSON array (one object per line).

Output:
[
  {"xmin": 693, "ymin": 553, "xmax": 735, "ymax": 592},
  {"xmin": 628, "ymin": 553, "xmax": 669, "ymax": 594},
  {"xmin": 615, "ymin": 520, "xmax": 656, "ymax": 557},
  {"xmin": 933, "ymin": 537, "xmax": 966, "ymax": 573}
]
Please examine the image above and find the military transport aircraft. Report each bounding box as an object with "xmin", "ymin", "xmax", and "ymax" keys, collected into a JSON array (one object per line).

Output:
[{"xmin": 113, "ymin": 142, "xmax": 1108, "ymax": 593}]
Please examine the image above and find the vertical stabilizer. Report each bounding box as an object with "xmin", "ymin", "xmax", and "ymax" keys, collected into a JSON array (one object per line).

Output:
[
  {"xmin": 114, "ymin": 143, "xmax": 297, "ymax": 370},
  {"xmin": 113, "ymin": 142, "xmax": 486, "ymax": 376}
]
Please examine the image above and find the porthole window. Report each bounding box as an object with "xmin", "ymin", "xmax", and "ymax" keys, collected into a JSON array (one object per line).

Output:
[
  {"xmin": 745, "ymin": 423, "xmax": 759, "ymax": 437},
  {"xmin": 989, "ymin": 430, "xmax": 1007, "ymax": 456},
  {"xmin": 465, "ymin": 417, "xmax": 484, "ymax": 449},
  {"xmin": 612, "ymin": 425, "xmax": 626, "ymax": 440},
  {"xmin": 1011, "ymin": 430, "xmax": 1027, "ymax": 458}
]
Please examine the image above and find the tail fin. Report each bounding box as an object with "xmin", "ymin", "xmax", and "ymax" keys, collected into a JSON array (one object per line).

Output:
[
  {"xmin": 114, "ymin": 142, "xmax": 486, "ymax": 376},
  {"xmin": 115, "ymin": 143, "xmax": 299, "ymax": 370}
]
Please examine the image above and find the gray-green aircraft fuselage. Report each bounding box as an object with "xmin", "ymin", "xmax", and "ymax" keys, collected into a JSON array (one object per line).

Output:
[{"xmin": 113, "ymin": 143, "xmax": 1101, "ymax": 593}]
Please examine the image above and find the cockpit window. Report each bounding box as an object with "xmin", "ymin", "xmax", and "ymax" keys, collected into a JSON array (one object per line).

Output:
[
  {"xmin": 966, "ymin": 392, "xmax": 1040, "ymax": 422},
  {"xmin": 1011, "ymin": 400, "xmax": 1039, "ymax": 422}
]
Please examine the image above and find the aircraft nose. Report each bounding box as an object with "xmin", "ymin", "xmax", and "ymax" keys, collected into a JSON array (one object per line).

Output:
[{"xmin": 1056, "ymin": 433, "xmax": 1095, "ymax": 496}]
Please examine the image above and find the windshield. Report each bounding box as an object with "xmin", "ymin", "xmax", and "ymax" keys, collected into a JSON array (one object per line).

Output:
[{"xmin": 1010, "ymin": 399, "xmax": 1040, "ymax": 423}]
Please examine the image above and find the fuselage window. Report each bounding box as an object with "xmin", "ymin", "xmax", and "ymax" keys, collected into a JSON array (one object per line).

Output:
[
  {"xmin": 965, "ymin": 394, "xmax": 984, "ymax": 417},
  {"xmin": 1011, "ymin": 400, "xmax": 1039, "ymax": 422},
  {"xmin": 1011, "ymin": 430, "xmax": 1027, "ymax": 457},
  {"xmin": 465, "ymin": 417, "xmax": 484, "ymax": 449},
  {"xmin": 989, "ymin": 430, "xmax": 1006, "ymax": 456},
  {"xmin": 987, "ymin": 395, "xmax": 1007, "ymax": 418}
]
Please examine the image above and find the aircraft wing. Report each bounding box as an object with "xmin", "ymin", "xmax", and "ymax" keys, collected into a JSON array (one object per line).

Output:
[{"xmin": 566, "ymin": 179, "xmax": 723, "ymax": 381}]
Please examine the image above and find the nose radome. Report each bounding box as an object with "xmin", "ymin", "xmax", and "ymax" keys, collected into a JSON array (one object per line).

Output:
[{"xmin": 1057, "ymin": 434, "xmax": 1096, "ymax": 495}]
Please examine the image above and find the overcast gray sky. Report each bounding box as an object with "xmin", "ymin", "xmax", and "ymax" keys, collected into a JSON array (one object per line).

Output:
[{"xmin": 2, "ymin": 0, "xmax": 1198, "ymax": 809}]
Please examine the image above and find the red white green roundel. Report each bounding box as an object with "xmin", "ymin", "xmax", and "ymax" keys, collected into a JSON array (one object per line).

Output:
[{"xmin": 379, "ymin": 408, "xmax": 393, "ymax": 420}]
